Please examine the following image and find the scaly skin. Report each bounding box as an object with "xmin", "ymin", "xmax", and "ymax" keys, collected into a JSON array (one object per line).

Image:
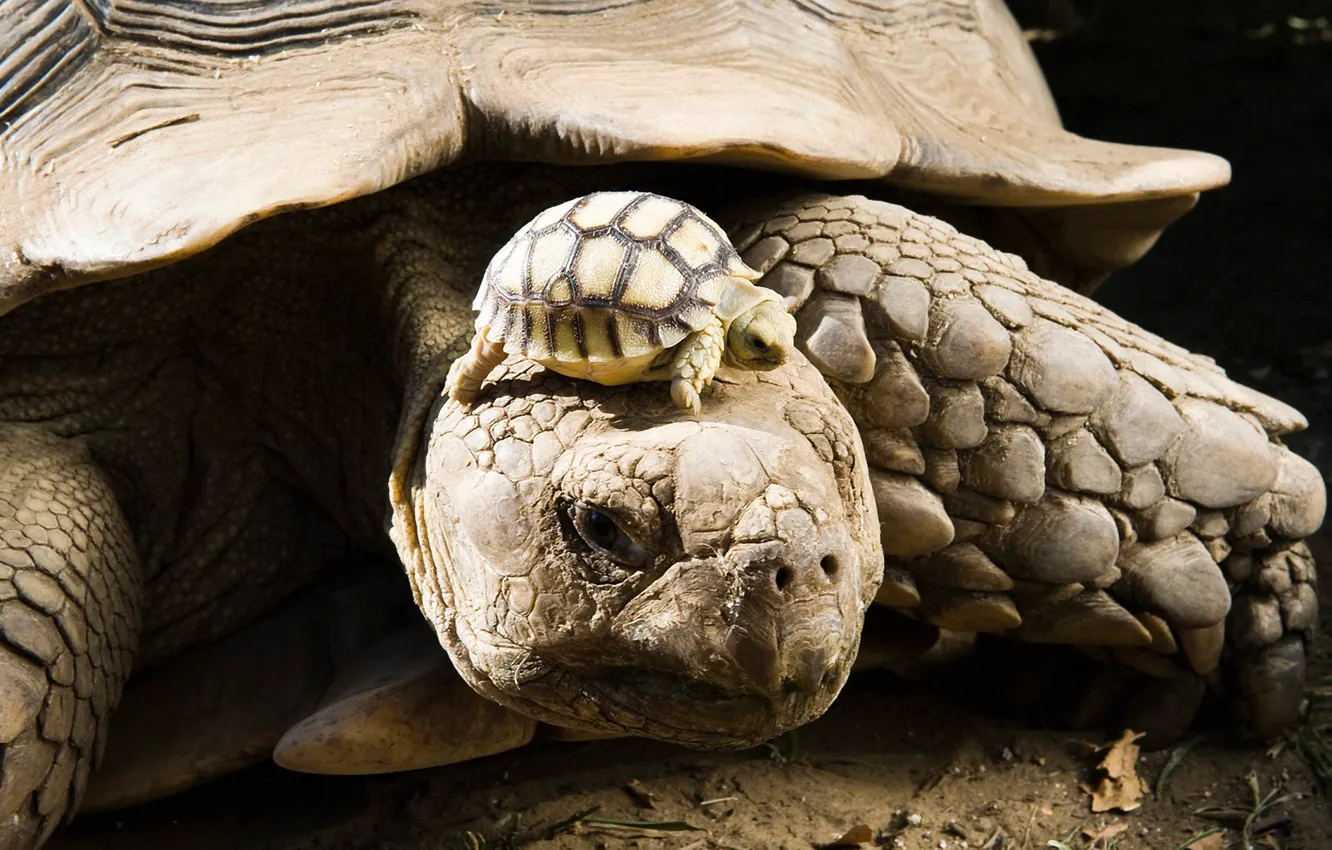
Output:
[
  {"xmin": 0, "ymin": 165, "xmax": 1322, "ymax": 849},
  {"xmin": 728, "ymin": 192, "xmax": 1324, "ymax": 738},
  {"xmin": 669, "ymin": 316, "xmax": 725, "ymax": 414},
  {"xmin": 0, "ymin": 427, "xmax": 138, "ymax": 848}
]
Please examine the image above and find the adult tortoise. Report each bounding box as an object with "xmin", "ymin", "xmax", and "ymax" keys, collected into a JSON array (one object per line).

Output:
[{"xmin": 0, "ymin": 0, "xmax": 1324, "ymax": 848}]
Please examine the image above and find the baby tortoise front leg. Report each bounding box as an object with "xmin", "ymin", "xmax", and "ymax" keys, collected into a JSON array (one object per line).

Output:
[
  {"xmin": 1, "ymin": 424, "xmax": 140, "ymax": 849},
  {"xmin": 729, "ymin": 193, "xmax": 1325, "ymax": 742},
  {"xmin": 672, "ymin": 299, "xmax": 798, "ymax": 414},
  {"xmin": 669, "ymin": 316, "xmax": 725, "ymax": 415}
]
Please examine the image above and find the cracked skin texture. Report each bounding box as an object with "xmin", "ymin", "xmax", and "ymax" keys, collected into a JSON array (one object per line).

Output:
[{"xmin": 0, "ymin": 163, "xmax": 1323, "ymax": 848}]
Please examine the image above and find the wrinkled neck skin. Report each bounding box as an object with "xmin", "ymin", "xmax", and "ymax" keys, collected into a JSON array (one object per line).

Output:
[{"xmin": 381, "ymin": 168, "xmax": 883, "ymax": 747}]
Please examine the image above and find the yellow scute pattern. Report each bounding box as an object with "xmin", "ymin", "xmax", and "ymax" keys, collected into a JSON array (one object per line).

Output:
[
  {"xmin": 528, "ymin": 228, "xmax": 578, "ymax": 295},
  {"xmin": 581, "ymin": 312, "xmax": 618, "ymax": 361},
  {"xmin": 491, "ymin": 236, "xmax": 528, "ymax": 297},
  {"xmin": 570, "ymin": 191, "xmax": 640, "ymax": 230},
  {"xmin": 621, "ymin": 196, "xmax": 685, "ymax": 239},
  {"xmin": 666, "ymin": 217, "xmax": 721, "ymax": 270},
  {"xmin": 615, "ymin": 313, "xmax": 654, "ymax": 357},
  {"xmin": 620, "ymin": 248, "xmax": 686, "ymax": 312},
  {"xmin": 529, "ymin": 197, "xmax": 579, "ymax": 233},
  {"xmin": 544, "ymin": 275, "xmax": 573, "ymax": 304},
  {"xmin": 550, "ymin": 313, "xmax": 581, "ymax": 361},
  {"xmin": 574, "ymin": 236, "xmax": 628, "ymax": 299}
]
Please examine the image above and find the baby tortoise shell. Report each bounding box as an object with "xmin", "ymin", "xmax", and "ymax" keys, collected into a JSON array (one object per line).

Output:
[{"xmin": 446, "ymin": 191, "xmax": 796, "ymax": 412}]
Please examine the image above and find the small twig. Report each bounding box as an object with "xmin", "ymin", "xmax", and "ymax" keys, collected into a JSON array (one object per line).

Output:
[
  {"xmin": 699, "ymin": 796, "xmax": 738, "ymax": 807},
  {"xmin": 1021, "ymin": 805, "xmax": 1039, "ymax": 850},
  {"xmin": 625, "ymin": 779, "xmax": 657, "ymax": 809},
  {"xmin": 581, "ymin": 816, "xmax": 703, "ymax": 833}
]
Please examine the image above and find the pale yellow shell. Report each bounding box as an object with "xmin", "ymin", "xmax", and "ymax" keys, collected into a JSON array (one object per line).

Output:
[{"xmin": 474, "ymin": 191, "xmax": 764, "ymax": 367}]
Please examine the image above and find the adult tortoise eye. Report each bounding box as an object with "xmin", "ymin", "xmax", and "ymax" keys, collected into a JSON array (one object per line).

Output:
[{"xmin": 572, "ymin": 504, "xmax": 651, "ymax": 568}]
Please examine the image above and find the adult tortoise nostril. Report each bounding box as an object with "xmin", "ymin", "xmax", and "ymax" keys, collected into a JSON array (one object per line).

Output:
[{"xmin": 763, "ymin": 548, "xmax": 845, "ymax": 595}]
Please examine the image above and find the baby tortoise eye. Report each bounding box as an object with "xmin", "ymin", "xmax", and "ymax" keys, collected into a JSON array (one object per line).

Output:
[
  {"xmin": 571, "ymin": 503, "xmax": 652, "ymax": 568},
  {"xmin": 749, "ymin": 335, "xmax": 769, "ymax": 352}
]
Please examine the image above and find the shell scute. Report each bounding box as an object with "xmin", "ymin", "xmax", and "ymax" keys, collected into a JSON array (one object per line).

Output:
[{"xmin": 620, "ymin": 196, "xmax": 688, "ymax": 240}]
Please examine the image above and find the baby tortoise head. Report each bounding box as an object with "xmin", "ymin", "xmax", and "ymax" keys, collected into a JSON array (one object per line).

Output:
[
  {"xmin": 445, "ymin": 191, "xmax": 795, "ymax": 414},
  {"xmin": 393, "ymin": 355, "xmax": 883, "ymax": 749},
  {"xmin": 725, "ymin": 299, "xmax": 797, "ymax": 371}
]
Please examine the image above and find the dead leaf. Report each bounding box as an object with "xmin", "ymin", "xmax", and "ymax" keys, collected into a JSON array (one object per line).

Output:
[
  {"xmin": 1082, "ymin": 822, "xmax": 1129, "ymax": 847},
  {"xmin": 1089, "ymin": 729, "xmax": 1146, "ymax": 813},
  {"xmin": 624, "ymin": 779, "xmax": 656, "ymax": 809},
  {"xmin": 1183, "ymin": 832, "xmax": 1225, "ymax": 850},
  {"xmin": 822, "ymin": 823, "xmax": 874, "ymax": 848}
]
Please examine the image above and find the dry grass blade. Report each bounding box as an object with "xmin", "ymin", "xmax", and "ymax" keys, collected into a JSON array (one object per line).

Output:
[
  {"xmin": 1295, "ymin": 725, "xmax": 1332, "ymax": 794},
  {"xmin": 1155, "ymin": 735, "xmax": 1204, "ymax": 798},
  {"xmin": 1241, "ymin": 775, "xmax": 1291, "ymax": 848},
  {"xmin": 543, "ymin": 805, "xmax": 601, "ymax": 838}
]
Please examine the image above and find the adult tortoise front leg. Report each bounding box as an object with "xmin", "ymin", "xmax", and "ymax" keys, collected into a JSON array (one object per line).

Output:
[
  {"xmin": 0, "ymin": 425, "xmax": 139, "ymax": 849},
  {"xmin": 729, "ymin": 194, "xmax": 1325, "ymax": 740}
]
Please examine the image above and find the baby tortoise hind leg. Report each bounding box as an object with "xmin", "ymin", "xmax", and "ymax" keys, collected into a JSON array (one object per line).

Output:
[
  {"xmin": 0, "ymin": 424, "xmax": 140, "ymax": 850},
  {"xmin": 445, "ymin": 329, "xmax": 508, "ymax": 406}
]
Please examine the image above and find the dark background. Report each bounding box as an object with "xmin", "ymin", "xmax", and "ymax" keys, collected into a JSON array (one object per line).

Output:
[{"xmin": 1027, "ymin": 0, "xmax": 1332, "ymax": 471}]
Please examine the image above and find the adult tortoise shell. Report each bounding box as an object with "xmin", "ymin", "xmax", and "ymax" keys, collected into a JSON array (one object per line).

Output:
[
  {"xmin": 447, "ymin": 191, "xmax": 797, "ymax": 412},
  {"xmin": 0, "ymin": 0, "xmax": 1232, "ymax": 316}
]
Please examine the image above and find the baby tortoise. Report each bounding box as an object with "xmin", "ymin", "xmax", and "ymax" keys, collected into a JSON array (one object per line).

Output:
[{"xmin": 445, "ymin": 191, "xmax": 797, "ymax": 413}]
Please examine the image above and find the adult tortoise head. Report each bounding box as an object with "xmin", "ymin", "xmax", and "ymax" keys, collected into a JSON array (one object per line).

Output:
[{"xmin": 392, "ymin": 355, "xmax": 882, "ymax": 747}]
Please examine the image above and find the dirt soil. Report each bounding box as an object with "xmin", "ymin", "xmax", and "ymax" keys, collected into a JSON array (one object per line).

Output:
[{"xmin": 48, "ymin": 2, "xmax": 1332, "ymax": 849}]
